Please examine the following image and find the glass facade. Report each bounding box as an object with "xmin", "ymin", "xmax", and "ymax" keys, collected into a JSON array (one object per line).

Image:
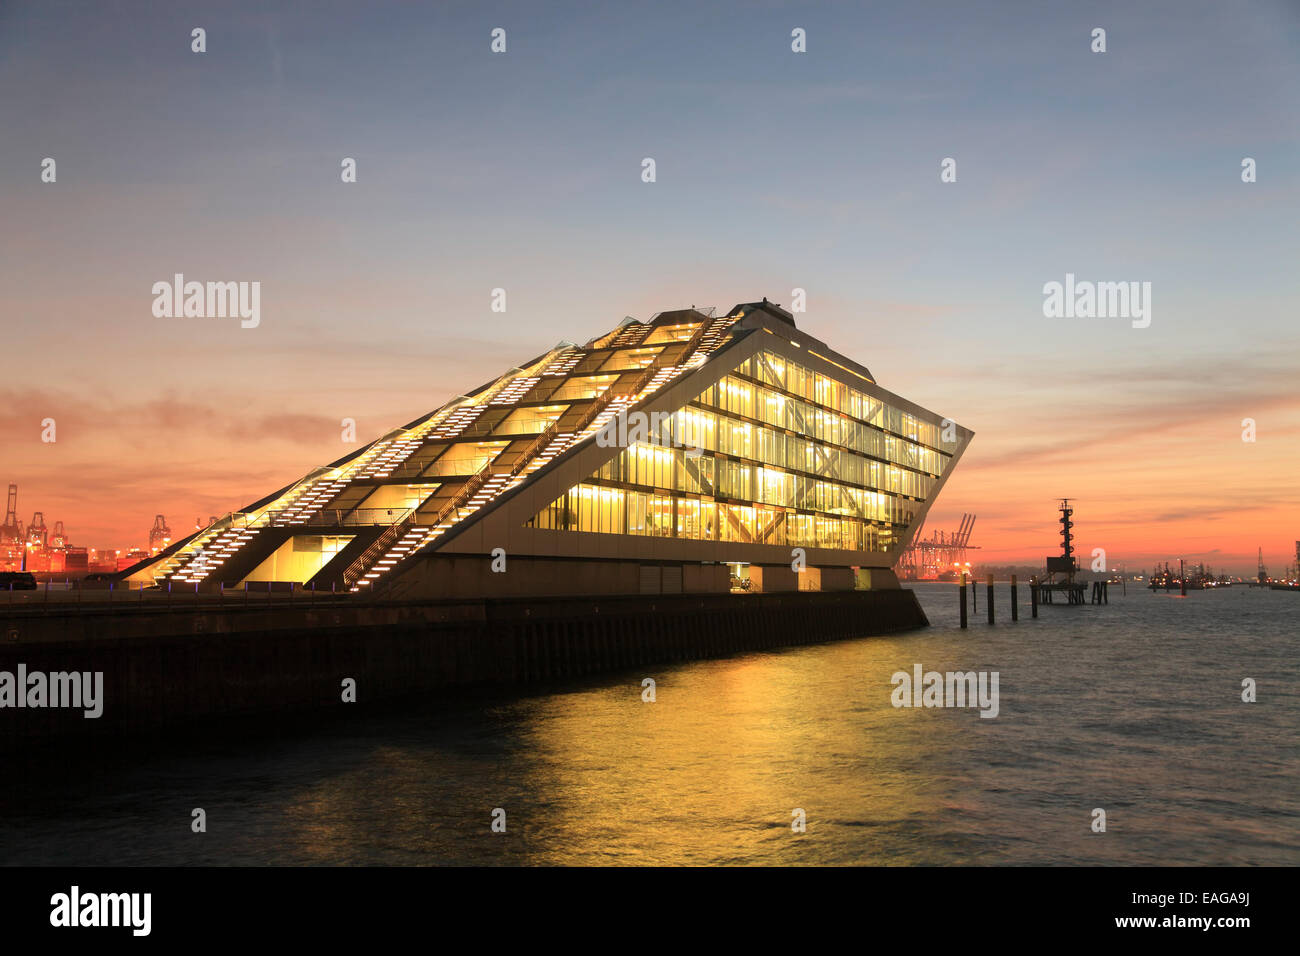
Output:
[
  {"xmin": 527, "ymin": 349, "xmax": 957, "ymax": 554},
  {"xmin": 138, "ymin": 303, "xmax": 965, "ymax": 591}
]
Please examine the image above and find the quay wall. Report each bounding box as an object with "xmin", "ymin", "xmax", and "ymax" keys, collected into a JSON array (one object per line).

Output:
[{"xmin": 0, "ymin": 589, "xmax": 927, "ymax": 749}]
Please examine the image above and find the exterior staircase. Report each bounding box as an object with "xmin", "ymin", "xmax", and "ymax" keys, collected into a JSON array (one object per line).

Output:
[{"xmin": 350, "ymin": 321, "xmax": 718, "ymax": 592}]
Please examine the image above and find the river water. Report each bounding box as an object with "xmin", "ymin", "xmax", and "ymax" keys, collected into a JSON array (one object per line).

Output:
[{"xmin": 2, "ymin": 583, "xmax": 1296, "ymax": 865}]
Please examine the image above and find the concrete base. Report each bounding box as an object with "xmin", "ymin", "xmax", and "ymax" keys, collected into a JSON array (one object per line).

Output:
[
  {"xmin": 0, "ymin": 589, "xmax": 928, "ymax": 750},
  {"xmin": 387, "ymin": 554, "xmax": 899, "ymax": 599},
  {"xmin": 390, "ymin": 554, "xmax": 732, "ymax": 599}
]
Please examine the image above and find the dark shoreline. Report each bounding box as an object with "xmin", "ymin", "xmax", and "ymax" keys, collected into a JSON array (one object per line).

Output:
[{"xmin": 0, "ymin": 589, "xmax": 927, "ymax": 752}]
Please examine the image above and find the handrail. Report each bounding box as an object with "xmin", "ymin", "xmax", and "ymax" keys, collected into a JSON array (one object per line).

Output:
[
  {"xmin": 262, "ymin": 507, "xmax": 413, "ymax": 528},
  {"xmin": 339, "ymin": 327, "xmax": 712, "ymax": 591},
  {"xmin": 342, "ymin": 517, "xmax": 410, "ymax": 589},
  {"xmin": 156, "ymin": 506, "xmax": 258, "ymax": 580},
  {"xmin": 566, "ymin": 318, "xmax": 709, "ymax": 442},
  {"xmin": 425, "ymin": 459, "xmax": 493, "ymax": 529}
]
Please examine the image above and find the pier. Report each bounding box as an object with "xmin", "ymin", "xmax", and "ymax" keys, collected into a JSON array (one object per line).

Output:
[
  {"xmin": 956, "ymin": 499, "xmax": 1113, "ymax": 621},
  {"xmin": 0, "ymin": 588, "xmax": 927, "ymax": 751},
  {"xmin": 1030, "ymin": 578, "xmax": 1088, "ymax": 605},
  {"xmin": 1033, "ymin": 498, "xmax": 1106, "ymax": 609}
]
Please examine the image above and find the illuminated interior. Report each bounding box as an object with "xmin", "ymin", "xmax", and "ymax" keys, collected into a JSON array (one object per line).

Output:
[
  {"xmin": 241, "ymin": 535, "xmax": 355, "ymax": 584},
  {"xmin": 527, "ymin": 350, "xmax": 953, "ymax": 553},
  {"xmin": 125, "ymin": 301, "xmax": 968, "ymax": 592}
]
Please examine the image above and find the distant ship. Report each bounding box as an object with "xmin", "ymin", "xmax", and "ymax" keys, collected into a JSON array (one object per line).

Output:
[{"xmin": 1147, "ymin": 561, "xmax": 1220, "ymax": 592}]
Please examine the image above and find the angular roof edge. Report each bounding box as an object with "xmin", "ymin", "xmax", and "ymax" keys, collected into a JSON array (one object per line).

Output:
[
  {"xmin": 730, "ymin": 304, "xmax": 874, "ymax": 384},
  {"xmin": 728, "ymin": 299, "xmax": 796, "ymax": 327}
]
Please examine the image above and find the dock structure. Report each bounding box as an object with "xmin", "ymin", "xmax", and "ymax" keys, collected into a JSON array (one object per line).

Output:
[
  {"xmin": 1031, "ymin": 498, "xmax": 1090, "ymax": 606},
  {"xmin": 0, "ymin": 588, "xmax": 928, "ymax": 751},
  {"xmin": 1032, "ymin": 579, "xmax": 1086, "ymax": 605},
  {"xmin": 0, "ymin": 298, "xmax": 981, "ymax": 749},
  {"xmin": 114, "ymin": 299, "xmax": 972, "ymax": 604}
]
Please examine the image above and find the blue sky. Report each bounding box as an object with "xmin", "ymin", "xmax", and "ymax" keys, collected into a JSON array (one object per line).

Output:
[{"xmin": 1, "ymin": 0, "xmax": 1297, "ymax": 569}]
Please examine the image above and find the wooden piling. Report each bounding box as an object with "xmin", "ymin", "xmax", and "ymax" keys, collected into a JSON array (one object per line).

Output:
[
  {"xmin": 987, "ymin": 574, "xmax": 995, "ymax": 624},
  {"xmin": 1030, "ymin": 576, "xmax": 1038, "ymax": 618},
  {"xmin": 959, "ymin": 575, "xmax": 968, "ymax": 629},
  {"xmin": 1011, "ymin": 574, "xmax": 1019, "ymax": 621}
]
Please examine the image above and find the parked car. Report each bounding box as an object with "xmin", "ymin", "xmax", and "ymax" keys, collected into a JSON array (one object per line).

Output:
[{"xmin": 0, "ymin": 571, "xmax": 38, "ymax": 590}]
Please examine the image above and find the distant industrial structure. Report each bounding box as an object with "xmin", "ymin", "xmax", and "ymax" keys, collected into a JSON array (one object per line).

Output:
[
  {"xmin": 149, "ymin": 515, "xmax": 172, "ymax": 555},
  {"xmin": 0, "ymin": 484, "xmax": 23, "ymax": 571},
  {"xmin": 0, "ymin": 484, "xmax": 90, "ymax": 575},
  {"xmin": 898, "ymin": 513, "xmax": 977, "ymax": 581},
  {"xmin": 0, "ymin": 481, "xmax": 167, "ymax": 575}
]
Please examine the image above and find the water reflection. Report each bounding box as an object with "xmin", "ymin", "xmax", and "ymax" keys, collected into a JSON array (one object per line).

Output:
[{"xmin": 2, "ymin": 585, "xmax": 1297, "ymax": 866}]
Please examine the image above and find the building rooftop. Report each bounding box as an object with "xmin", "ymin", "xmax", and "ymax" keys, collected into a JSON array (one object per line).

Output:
[{"xmin": 126, "ymin": 300, "xmax": 970, "ymax": 598}]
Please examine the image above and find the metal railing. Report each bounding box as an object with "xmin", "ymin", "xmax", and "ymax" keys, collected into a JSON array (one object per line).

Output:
[
  {"xmin": 426, "ymin": 460, "xmax": 494, "ymax": 528},
  {"xmin": 339, "ymin": 461, "xmax": 495, "ymax": 590},
  {"xmin": 262, "ymin": 507, "xmax": 414, "ymax": 528},
  {"xmin": 1, "ymin": 579, "xmax": 359, "ymax": 616},
  {"xmin": 341, "ymin": 517, "xmax": 412, "ymax": 590},
  {"xmin": 335, "ymin": 327, "xmax": 711, "ymax": 589}
]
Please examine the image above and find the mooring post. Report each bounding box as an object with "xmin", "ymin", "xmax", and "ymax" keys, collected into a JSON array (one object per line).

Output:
[
  {"xmin": 972, "ymin": 576, "xmax": 977, "ymax": 612},
  {"xmin": 959, "ymin": 574, "xmax": 968, "ymax": 629},
  {"xmin": 987, "ymin": 574, "xmax": 995, "ymax": 624},
  {"xmin": 1011, "ymin": 574, "xmax": 1019, "ymax": 621},
  {"xmin": 1030, "ymin": 576, "xmax": 1038, "ymax": 618}
]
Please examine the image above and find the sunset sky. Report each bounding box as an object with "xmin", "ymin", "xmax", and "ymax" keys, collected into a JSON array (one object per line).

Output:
[{"xmin": 2, "ymin": 1, "xmax": 1297, "ymax": 574}]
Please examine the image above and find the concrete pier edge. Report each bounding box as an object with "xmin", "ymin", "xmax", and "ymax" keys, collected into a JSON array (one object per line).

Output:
[{"xmin": 0, "ymin": 589, "xmax": 927, "ymax": 750}]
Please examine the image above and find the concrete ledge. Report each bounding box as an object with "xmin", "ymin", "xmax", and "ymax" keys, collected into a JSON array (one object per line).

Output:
[{"xmin": 0, "ymin": 589, "xmax": 927, "ymax": 750}]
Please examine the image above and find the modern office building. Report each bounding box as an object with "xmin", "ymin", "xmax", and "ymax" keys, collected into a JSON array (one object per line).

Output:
[{"xmin": 126, "ymin": 300, "xmax": 972, "ymax": 598}]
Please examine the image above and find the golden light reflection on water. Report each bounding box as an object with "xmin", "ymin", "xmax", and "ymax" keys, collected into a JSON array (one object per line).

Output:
[
  {"xmin": 275, "ymin": 634, "xmax": 981, "ymax": 866},
  {"xmin": 3, "ymin": 587, "xmax": 1295, "ymax": 865},
  {"xmin": 514, "ymin": 639, "xmax": 960, "ymax": 865}
]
